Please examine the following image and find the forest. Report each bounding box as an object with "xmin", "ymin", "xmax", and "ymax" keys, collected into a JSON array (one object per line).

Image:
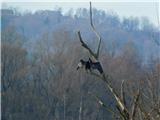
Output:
[{"xmin": 1, "ymin": 3, "xmax": 160, "ymax": 120}]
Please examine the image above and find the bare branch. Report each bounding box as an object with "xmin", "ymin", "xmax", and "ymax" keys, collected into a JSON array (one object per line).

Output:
[
  {"xmin": 90, "ymin": 70, "xmax": 129, "ymax": 119},
  {"xmin": 89, "ymin": 2, "xmax": 101, "ymax": 59},
  {"xmin": 89, "ymin": 2, "xmax": 94, "ymax": 30},
  {"xmin": 121, "ymin": 80, "xmax": 126, "ymax": 106},
  {"xmin": 102, "ymin": 75, "xmax": 129, "ymax": 119},
  {"xmin": 77, "ymin": 31, "xmax": 97, "ymax": 58},
  {"xmin": 131, "ymin": 90, "xmax": 140, "ymax": 120},
  {"xmin": 138, "ymin": 105, "xmax": 155, "ymax": 120},
  {"xmin": 77, "ymin": 2, "xmax": 101, "ymax": 60},
  {"xmin": 156, "ymin": 3, "xmax": 159, "ymax": 28},
  {"xmin": 116, "ymin": 105, "xmax": 128, "ymax": 120},
  {"xmin": 88, "ymin": 92, "xmax": 117, "ymax": 116}
]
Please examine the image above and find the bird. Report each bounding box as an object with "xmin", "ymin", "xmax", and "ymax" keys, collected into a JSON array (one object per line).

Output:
[
  {"xmin": 77, "ymin": 59, "xmax": 91, "ymax": 72},
  {"xmin": 77, "ymin": 58, "xmax": 103, "ymax": 74}
]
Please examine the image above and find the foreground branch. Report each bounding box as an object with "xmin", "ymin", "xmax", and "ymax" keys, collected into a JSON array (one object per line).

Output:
[
  {"xmin": 121, "ymin": 80, "xmax": 126, "ymax": 106},
  {"xmin": 131, "ymin": 90, "xmax": 140, "ymax": 120}
]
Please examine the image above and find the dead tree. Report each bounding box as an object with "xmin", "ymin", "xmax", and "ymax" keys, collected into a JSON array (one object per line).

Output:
[{"xmin": 77, "ymin": 2, "xmax": 140, "ymax": 120}]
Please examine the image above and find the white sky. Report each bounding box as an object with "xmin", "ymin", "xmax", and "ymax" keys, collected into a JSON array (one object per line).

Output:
[{"xmin": 1, "ymin": 0, "xmax": 160, "ymax": 26}]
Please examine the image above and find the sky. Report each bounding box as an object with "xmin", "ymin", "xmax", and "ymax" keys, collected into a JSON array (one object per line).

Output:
[{"xmin": 1, "ymin": 0, "xmax": 159, "ymax": 26}]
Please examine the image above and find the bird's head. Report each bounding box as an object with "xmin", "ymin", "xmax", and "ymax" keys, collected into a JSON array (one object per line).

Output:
[{"xmin": 77, "ymin": 59, "xmax": 85, "ymax": 70}]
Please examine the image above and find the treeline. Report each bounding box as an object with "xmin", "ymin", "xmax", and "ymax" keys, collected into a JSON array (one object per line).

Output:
[
  {"xmin": 1, "ymin": 7, "xmax": 160, "ymax": 120},
  {"xmin": 2, "ymin": 8, "xmax": 159, "ymax": 60}
]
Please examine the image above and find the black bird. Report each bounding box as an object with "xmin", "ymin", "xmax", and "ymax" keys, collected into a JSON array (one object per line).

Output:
[
  {"xmin": 89, "ymin": 58, "xmax": 103, "ymax": 74},
  {"xmin": 77, "ymin": 59, "xmax": 91, "ymax": 72},
  {"xmin": 77, "ymin": 58, "xmax": 103, "ymax": 74}
]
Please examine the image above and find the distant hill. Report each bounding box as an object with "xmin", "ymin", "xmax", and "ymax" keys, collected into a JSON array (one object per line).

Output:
[{"xmin": 1, "ymin": 8, "xmax": 159, "ymax": 61}]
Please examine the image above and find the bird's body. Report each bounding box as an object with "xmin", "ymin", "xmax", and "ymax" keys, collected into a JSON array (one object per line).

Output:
[{"xmin": 77, "ymin": 58, "xmax": 103, "ymax": 74}]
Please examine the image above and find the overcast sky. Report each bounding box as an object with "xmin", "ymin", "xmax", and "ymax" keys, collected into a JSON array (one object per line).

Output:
[{"xmin": 1, "ymin": 0, "xmax": 159, "ymax": 26}]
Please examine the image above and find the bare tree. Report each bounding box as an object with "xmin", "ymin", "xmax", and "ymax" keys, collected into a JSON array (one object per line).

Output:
[{"xmin": 77, "ymin": 2, "xmax": 141, "ymax": 120}]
